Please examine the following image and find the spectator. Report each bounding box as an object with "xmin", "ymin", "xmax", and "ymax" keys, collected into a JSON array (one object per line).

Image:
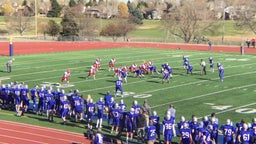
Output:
[
  {"xmin": 136, "ymin": 109, "xmax": 146, "ymax": 143},
  {"xmin": 208, "ymin": 40, "xmax": 212, "ymax": 51},
  {"xmin": 251, "ymin": 38, "xmax": 255, "ymax": 48},
  {"xmin": 141, "ymin": 99, "xmax": 152, "ymax": 126},
  {"xmin": 246, "ymin": 39, "xmax": 251, "ymax": 48}
]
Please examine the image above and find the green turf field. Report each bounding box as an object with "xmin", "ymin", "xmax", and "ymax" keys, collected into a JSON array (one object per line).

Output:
[{"xmin": 0, "ymin": 48, "xmax": 256, "ymax": 143}]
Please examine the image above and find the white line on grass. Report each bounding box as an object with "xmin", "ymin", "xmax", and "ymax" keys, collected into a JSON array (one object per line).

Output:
[{"xmin": 151, "ymin": 83, "xmax": 256, "ymax": 108}]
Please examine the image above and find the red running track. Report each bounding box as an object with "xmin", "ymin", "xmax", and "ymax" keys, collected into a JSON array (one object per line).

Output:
[
  {"xmin": 0, "ymin": 42, "xmax": 256, "ymax": 55},
  {"xmin": 0, "ymin": 120, "xmax": 90, "ymax": 144}
]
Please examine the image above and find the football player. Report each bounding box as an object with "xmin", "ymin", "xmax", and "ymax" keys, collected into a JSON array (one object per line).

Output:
[
  {"xmin": 96, "ymin": 97, "xmax": 104, "ymax": 129},
  {"xmin": 209, "ymin": 57, "xmax": 214, "ymax": 72},
  {"xmin": 86, "ymin": 65, "xmax": 96, "ymax": 80},
  {"xmin": 115, "ymin": 77, "xmax": 123, "ymax": 97},
  {"xmin": 217, "ymin": 63, "xmax": 224, "ymax": 82},
  {"xmin": 162, "ymin": 114, "xmax": 175, "ymax": 144},
  {"xmin": 61, "ymin": 69, "xmax": 71, "ymax": 85},
  {"xmin": 109, "ymin": 57, "xmax": 116, "ymax": 72},
  {"xmin": 220, "ymin": 119, "xmax": 236, "ymax": 144}
]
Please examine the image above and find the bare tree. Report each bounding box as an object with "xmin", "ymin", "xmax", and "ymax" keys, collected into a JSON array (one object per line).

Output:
[
  {"xmin": 100, "ymin": 18, "xmax": 135, "ymax": 41},
  {"xmin": 4, "ymin": 9, "xmax": 35, "ymax": 36},
  {"xmin": 234, "ymin": 0, "xmax": 256, "ymax": 34},
  {"xmin": 162, "ymin": 0, "xmax": 217, "ymax": 43}
]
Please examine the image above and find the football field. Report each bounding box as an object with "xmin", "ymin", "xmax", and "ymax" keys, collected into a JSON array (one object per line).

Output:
[{"xmin": 0, "ymin": 47, "xmax": 256, "ymax": 142}]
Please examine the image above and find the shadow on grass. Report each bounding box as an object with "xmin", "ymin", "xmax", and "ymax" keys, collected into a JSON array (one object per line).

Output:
[
  {"xmin": 27, "ymin": 115, "xmax": 85, "ymax": 128},
  {"xmin": 78, "ymin": 76, "xmax": 86, "ymax": 79}
]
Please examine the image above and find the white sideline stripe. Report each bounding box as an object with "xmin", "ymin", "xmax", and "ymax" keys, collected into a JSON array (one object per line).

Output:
[
  {"xmin": 0, "ymin": 135, "xmax": 44, "ymax": 144},
  {"xmin": 151, "ymin": 83, "xmax": 256, "ymax": 108},
  {"xmin": 0, "ymin": 120, "xmax": 84, "ymax": 138},
  {"xmin": 0, "ymin": 127, "xmax": 73, "ymax": 143}
]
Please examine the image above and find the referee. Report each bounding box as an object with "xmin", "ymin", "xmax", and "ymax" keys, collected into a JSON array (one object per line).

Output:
[
  {"xmin": 6, "ymin": 58, "xmax": 14, "ymax": 73},
  {"xmin": 200, "ymin": 59, "xmax": 206, "ymax": 75}
]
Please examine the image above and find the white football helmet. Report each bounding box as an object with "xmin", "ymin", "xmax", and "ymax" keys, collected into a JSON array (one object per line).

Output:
[
  {"xmin": 181, "ymin": 116, "xmax": 185, "ymax": 122},
  {"xmin": 153, "ymin": 111, "xmax": 157, "ymax": 116}
]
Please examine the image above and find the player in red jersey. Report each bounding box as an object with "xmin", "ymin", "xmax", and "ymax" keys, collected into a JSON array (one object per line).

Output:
[
  {"xmin": 61, "ymin": 69, "xmax": 71, "ymax": 85},
  {"xmin": 86, "ymin": 65, "xmax": 96, "ymax": 80},
  {"xmin": 129, "ymin": 63, "xmax": 137, "ymax": 73},
  {"xmin": 109, "ymin": 57, "xmax": 116, "ymax": 72},
  {"xmin": 94, "ymin": 57, "xmax": 101, "ymax": 71}
]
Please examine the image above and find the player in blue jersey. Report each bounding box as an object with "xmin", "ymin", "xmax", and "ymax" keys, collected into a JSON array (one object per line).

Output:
[
  {"xmin": 126, "ymin": 108, "xmax": 135, "ymax": 143},
  {"xmin": 148, "ymin": 61, "xmax": 160, "ymax": 75},
  {"xmin": 86, "ymin": 98, "xmax": 95, "ymax": 130},
  {"xmin": 115, "ymin": 77, "xmax": 123, "ymax": 97},
  {"xmin": 179, "ymin": 122, "xmax": 192, "ymax": 144},
  {"xmin": 238, "ymin": 123, "xmax": 253, "ymax": 144},
  {"xmin": 120, "ymin": 66, "xmax": 128, "ymax": 83},
  {"xmin": 37, "ymin": 87, "xmax": 46, "ymax": 115},
  {"xmin": 107, "ymin": 97, "xmax": 115, "ymax": 125},
  {"xmin": 220, "ymin": 119, "xmax": 236, "ymax": 144},
  {"xmin": 132, "ymin": 100, "xmax": 141, "ymax": 131},
  {"xmin": 177, "ymin": 116, "xmax": 186, "ymax": 134},
  {"xmin": 104, "ymin": 91, "xmax": 113, "ymax": 108},
  {"xmin": 186, "ymin": 62, "xmax": 193, "ymax": 75},
  {"xmin": 93, "ymin": 130, "xmax": 104, "ymax": 144},
  {"xmin": 14, "ymin": 85, "xmax": 21, "ymax": 116},
  {"xmin": 250, "ymin": 118, "xmax": 256, "ymax": 143},
  {"xmin": 118, "ymin": 99, "xmax": 126, "ymax": 111},
  {"xmin": 117, "ymin": 101, "xmax": 127, "ymax": 137},
  {"xmin": 202, "ymin": 125, "xmax": 214, "ymax": 144},
  {"xmin": 209, "ymin": 57, "xmax": 214, "ymax": 72},
  {"xmin": 196, "ymin": 121, "xmax": 206, "ymax": 144},
  {"xmin": 202, "ymin": 116, "xmax": 209, "ymax": 129},
  {"xmin": 149, "ymin": 111, "xmax": 161, "ymax": 140},
  {"xmin": 45, "ymin": 90, "xmax": 54, "ymax": 119},
  {"xmin": 73, "ymin": 94, "xmax": 84, "ymax": 122},
  {"xmin": 111, "ymin": 103, "xmax": 121, "ymax": 134},
  {"xmin": 6, "ymin": 84, "xmax": 13, "ymax": 109},
  {"xmin": 183, "ymin": 56, "xmax": 189, "ymax": 68},
  {"xmin": 30, "ymin": 85, "xmax": 38, "ymax": 112},
  {"xmin": 134, "ymin": 69, "xmax": 144, "ymax": 78},
  {"xmin": 96, "ymin": 97, "xmax": 104, "ymax": 129},
  {"xmin": 217, "ymin": 63, "xmax": 224, "ymax": 82},
  {"xmin": 46, "ymin": 96, "xmax": 56, "ymax": 122},
  {"xmin": 162, "ymin": 69, "xmax": 170, "ymax": 84},
  {"xmin": 235, "ymin": 119, "xmax": 246, "ymax": 143},
  {"xmin": 209, "ymin": 117, "xmax": 219, "ymax": 144},
  {"xmin": 162, "ymin": 114, "xmax": 175, "ymax": 144},
  {"xmin": 0, "ymin": 85, "xmax": 5, "ymax": 107},
  {"xmin": 189, "ymin": 116, "xmax": 200, "ymax": 144},
  {"xmin": 146, "ymin": 120, "xmax": 156, "ymax": 144},
  {"xmin": 60, "ymin": 96, "xmax": 70, "ymax": 124}
]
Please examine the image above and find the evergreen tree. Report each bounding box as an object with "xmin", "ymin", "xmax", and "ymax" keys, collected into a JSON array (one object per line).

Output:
[
  {"xmin": 60, "ymin": 13, "xmax": 79, "ymax": 37},
  {"xmin": 69, "ymin": 0, "xmax": 77, "ymax": 7},
  {"xmin": 47, "ymin": 0, "xmax": 62, "ymax": 17},
  {"xmin": 127, "ymin": 1, "xmax": 143, "ymax": 24}
]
